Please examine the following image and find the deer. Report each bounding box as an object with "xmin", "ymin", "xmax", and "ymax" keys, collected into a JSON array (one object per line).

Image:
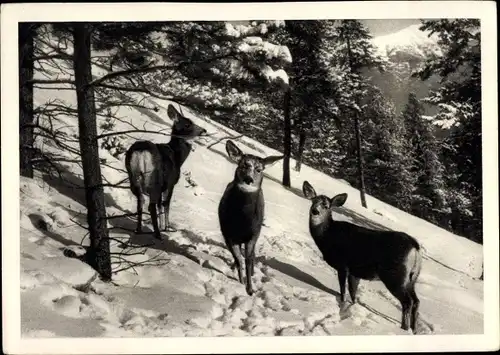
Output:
[
  {"xmin": 302, "ymin": 180, "xmax": 423, "ymax": 334},
  {"xmin": 125, "ymin": 104, "xmax": 207, "ymax": 240},
  {"xmin": 218, "ymin": 140, "xmax": 283, "ymax": 296}
]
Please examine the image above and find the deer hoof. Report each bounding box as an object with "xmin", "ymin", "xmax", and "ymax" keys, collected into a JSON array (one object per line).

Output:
[
  {"xmin": 340, "ymin": 301, "xmax": 351, "ymax": 312},
  {"xmin": 246, "ymin": 288, "xmax": 254, "ymax": 296},
  {"xmin": 166, "ymin": 226, "xmax": 178, "ymax": 232}
]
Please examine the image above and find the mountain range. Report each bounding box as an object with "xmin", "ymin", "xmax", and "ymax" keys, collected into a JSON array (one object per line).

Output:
[
  {"xmin": 369, "ymin": 24, "xmax": 442, "ymax": 119},
  {"xmin": 372, "ymin": 24, "xmax": 442, "ymax": 63}
]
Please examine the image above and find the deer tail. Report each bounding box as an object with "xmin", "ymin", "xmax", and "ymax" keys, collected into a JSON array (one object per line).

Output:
[{"xmin": 407, "ymin": 246, "xmax": 423, "ymax": 287}]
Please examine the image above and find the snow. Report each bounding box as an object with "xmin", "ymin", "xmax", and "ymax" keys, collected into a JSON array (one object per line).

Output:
[
  {"xmin": 372, "ymin": 24, "xmax": 443, "ymax": 61},
  {"xmin": 12, "ymin": 40, "xmax": 485, "ymax": 346},
  {"xmin": 225, "ymin": 21, "xmax": 284, "ymax": 38},
  {"xmin": 261, "ymin": 66, "xmax": 289, "ymax": 87}
]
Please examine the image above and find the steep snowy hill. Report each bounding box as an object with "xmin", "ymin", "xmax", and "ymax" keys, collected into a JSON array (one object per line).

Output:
[{"xmin": 16, "ymin": 53, "xmax": 485, "ymax": 340}]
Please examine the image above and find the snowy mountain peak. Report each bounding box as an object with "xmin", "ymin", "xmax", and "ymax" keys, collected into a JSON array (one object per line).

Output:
[{"xmin": 372, "ymin": 24, "xmax": 442, "ymax": 63}]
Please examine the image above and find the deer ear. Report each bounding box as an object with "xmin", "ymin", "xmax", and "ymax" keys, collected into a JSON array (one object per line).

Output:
[
  {"xmin": 302, "ymin": 181, "xmax": 317, "ymax": 200},
  {"xmin": 330, "ymin": 193, "xmax": 348, "ymax": 207},
  {"xmin": 167, "ymin": 104, "xmax": 182, "ymax": 121},
  {"xmin": 262, "ymin": 155, "xmax": 283, "ymax": 167},
  {"xmin": 226, "ymin": 140, "xmax": 243, "ymax": 163}
]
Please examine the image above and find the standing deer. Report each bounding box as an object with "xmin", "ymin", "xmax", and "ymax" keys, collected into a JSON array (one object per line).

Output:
[
  {"xmin": 218, "ymin": 140, "xmax": 283, "ymax": 295},
  {"xmin": 302, "ymin": 180, "xmax": 423, "ymax": 333},
  {"xmin": 125, "ymin": 104, "xmax": 207, "ymax": 239}
]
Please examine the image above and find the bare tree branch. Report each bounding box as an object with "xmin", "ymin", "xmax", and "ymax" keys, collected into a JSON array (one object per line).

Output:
[
  {"xmin": 207, "ymin": 134, "xmax": 244, "ymax": 149},
  {"xmin": 89, "ymin": 64, "xmax": 180, "ymax": 87},
  {"xmin": 29, "ymin": 79, "xmax": 74, "ymax": 85},
  {"xmin": 97, "ymin": 129, "xmax": 172, "ymax": 140},
  {"xmin": 105, "ymin": 212, "xmax": 138, "ymax": 220},
  {"xmin": 34, "ymin": 54, "xmax": 72, "ymax": 61}
]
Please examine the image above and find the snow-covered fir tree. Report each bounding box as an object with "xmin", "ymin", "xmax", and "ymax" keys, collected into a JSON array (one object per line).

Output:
[
  {"xmin": 402, "ymin": 92, "xmax": 447, "ymax": 224},
  {"xmin": 414, "ymin": 19, "xmax": 482, "ymax": 242}
]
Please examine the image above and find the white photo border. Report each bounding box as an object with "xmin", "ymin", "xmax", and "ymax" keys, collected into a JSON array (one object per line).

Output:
[{"xmin": 2, "ymin": 1, "xmax": 498, "ymax": 353}]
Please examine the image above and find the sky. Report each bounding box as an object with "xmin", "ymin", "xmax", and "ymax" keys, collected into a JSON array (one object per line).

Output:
[
  {"xmin": 231, "ymin": 19, "xmax": 422, "ymax": 37},
  {"xmin": 361, "ymin": 19, "xmax": 422, "ymax": 36}
]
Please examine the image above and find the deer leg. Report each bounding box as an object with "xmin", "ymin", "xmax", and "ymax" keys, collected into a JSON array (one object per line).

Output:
[
  {"xmin": 148, "ymin": 203, "xmax": 161, "ymax": 240},
  {"xmin": 244, "ymin": 237, "xmax": 258, "ymax": 296},
  {"xmin": 383, "ymin": 276, "xmax": 413, "ymax": 331},
  {"xmin": 227, "ymin": 243, "xmax": 244, "ymax": 285},
  {"xmin": 162, "ymin": 188, "xmax": 176, "ymax": 232},
  {"xmin": 409, "ymin": 287, "xmax": 420, "ymax": 333},
  {"xmin": 399, "ymin": 290, "xmax": 413, "ymax": 331},
  {"xmin": 159, "ymin": 190, "xmax": 167, "ymax": 231},
  {"xmin": 348, "ymin": 274, "xmax": 360, "ymax": 304},
  {"xmin": 157, "ymin": 199, "xmax": 165, "ymax": 232},
  {"xmin": 132, "ymin": 188, "xmax": 144, "ymax": 233},
  {"xmin": 251, "ymin": 248, "xmax": 256, "ymax": 276},
  {"xmin": 338, "ymin": 268, "xmax": 348, "ymax": 305}
]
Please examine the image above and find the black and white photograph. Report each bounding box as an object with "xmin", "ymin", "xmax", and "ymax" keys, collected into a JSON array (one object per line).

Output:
[{"xmin": 2, "ymin": 1, "xmax": 498, "ymax": 353}]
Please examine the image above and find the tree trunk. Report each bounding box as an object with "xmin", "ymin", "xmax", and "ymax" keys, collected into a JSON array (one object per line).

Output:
[
  {"xmin": 354, "ymin": 112, "xmax": 368, "ymax": 208},
  {"xmin": 282, "ymin": 87, "xmax": 292, "ymax": 187},
  {"xmin": 346, "ymin": 32, "xmax": 367, "ymax": 208},
  {"xmin": 295, "ymin": 130, "xmax": 306, "ymax": 172},
  {"xmin": 19, "ymin": 24, "xmax": 36, "ymax": 178},
  {"xmin": 73, "ymin": 23, "xmax": 112, "ymax": 281}
]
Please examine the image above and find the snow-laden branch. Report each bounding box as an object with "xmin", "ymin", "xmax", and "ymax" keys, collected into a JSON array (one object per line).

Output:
[
  {"xmin": 224, "ymin": 21, "xmax": 285, "ymax": 38},
  {"xmin": 238, "ymin": 36, "xmax": 292, "ymax": 64}
]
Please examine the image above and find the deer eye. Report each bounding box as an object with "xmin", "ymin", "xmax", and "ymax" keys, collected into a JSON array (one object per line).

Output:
[{"xmin": 255, "ymin": 166, "xmax": 262, "ymax": 173}]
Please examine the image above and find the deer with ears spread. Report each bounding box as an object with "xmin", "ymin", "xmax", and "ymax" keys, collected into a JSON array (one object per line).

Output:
[
  {"xmin": 302, "ymin": 181, "xmax": 423, "ymax": 333},
  {"xmin": 218, "ymin": 140, "xmax": 283, "ymax": 295},
  {"xmin": 125, "ymin": 104, "xmax": 207, "ymax": 239}
]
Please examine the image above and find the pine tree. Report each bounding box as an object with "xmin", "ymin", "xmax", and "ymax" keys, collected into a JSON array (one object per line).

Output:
[
  {"xmin": 19, "ymin": 23, "xmax": 39, "ymax": 178},
  {"xmin": 363, "ymin": 87, "xmax": 414, "ymax": 211},
  {"xmin": 73, "ymin": 23, "xmax": 112, "ymax": 280},
  {"xmin": 144, "ymin": 21, "xmax": 291, "ymax": 119},
  {"xmin": 327, "ymin": 20, "xmax": 386, "ymax": 208},
  {"xmin": 413, "ymin": 19, "xmax": 482, "ymax": 242},
  {"xmin": 268, "ymin": 20, "xmax": 339, "ymax": 184},
  {"xmin": 403, "ymin": 92, "xmax": 446, "ymax": 223}
]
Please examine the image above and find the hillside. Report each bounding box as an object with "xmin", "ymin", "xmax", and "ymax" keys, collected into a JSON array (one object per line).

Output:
[{"xmin": 19, "ymin": 57, "xmax": 484, "ymax": 337}]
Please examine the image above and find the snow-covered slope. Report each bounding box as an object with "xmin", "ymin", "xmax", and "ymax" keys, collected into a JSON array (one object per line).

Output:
[
  {"xmin": 372, "ymin": 24, "xmax": 442, "ymax": 63},
  {"xmin": 18, "ymin": 52, "xmax": 483, "ymax": 338}
]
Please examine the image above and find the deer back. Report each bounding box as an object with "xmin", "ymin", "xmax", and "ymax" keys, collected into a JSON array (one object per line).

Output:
[{"xmin": 125, "ymin": 140, "xmax": 165, "ymax": 194}]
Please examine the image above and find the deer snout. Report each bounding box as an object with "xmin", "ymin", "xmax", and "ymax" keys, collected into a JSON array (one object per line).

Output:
[
  {"xmin": 200, "ymin": 128, "xmax": 207, "ymax": 136},
  {"xmin": 243, "ymin": 176, "xmax": 254, "ymax": 185},
  {"xmin": 311, "ymin": 207, "xmax": 320, "ymax": 216}
]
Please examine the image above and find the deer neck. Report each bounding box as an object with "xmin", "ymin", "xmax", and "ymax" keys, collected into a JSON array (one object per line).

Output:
[
  {"xmin": 167, "ymin": 136, "xmax": 192, "ymax": 167},
  {"xmin": 309, "ymin": 214, "xmax": 332, "ymax": 243},
  {"xmin": 229, "ymin": 181, "xmax": 262, "ymax": 208}
]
